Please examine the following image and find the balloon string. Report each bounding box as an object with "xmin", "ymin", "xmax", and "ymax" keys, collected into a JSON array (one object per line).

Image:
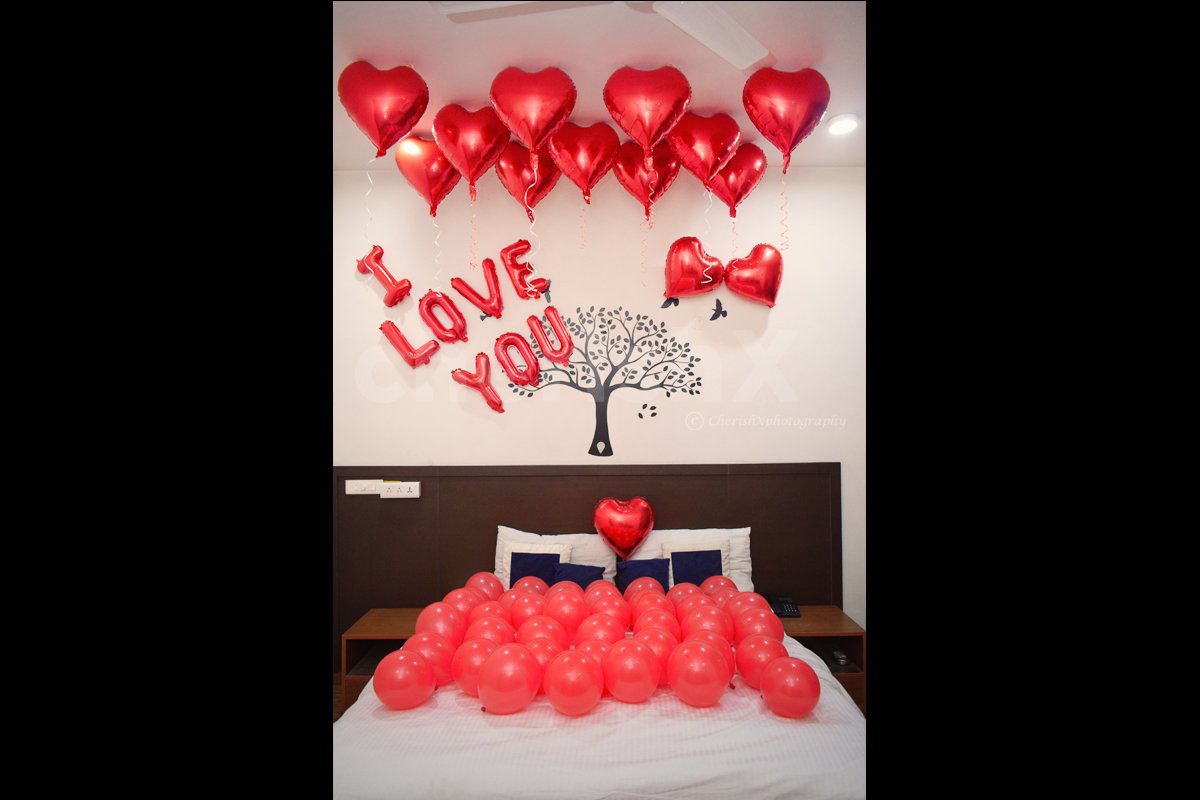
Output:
[
  {"xmin": 469, "ymin": 200, "xmax": 478, "ymax": 268},
  {"xmin": 524, "ymin": 159, "xmax": 541, "ymax": 298},
  {"xmin": 701, "ymin": 189, "xmax": 714, "ymax": 284},
  {"xmin": 778, "ymin": 170, "xmax": 790, "ymax": 252},
  {"xmin": 639, "ymin": 216, "xmax": 648, "ymax": 287},
  {"xmin": 731, "ymin": 216, "xmax": 738, "ymax": 258},
  {"xmin": 578, "ymin": 202, "xmax": 587, "ymax": 249},
  {"xmin": 362, "ymin": 156, "xmax": 378, "ymax": 244},
  {"xmin": 432, "ymin": 215, "xmax": 442, "ymax": 288}
]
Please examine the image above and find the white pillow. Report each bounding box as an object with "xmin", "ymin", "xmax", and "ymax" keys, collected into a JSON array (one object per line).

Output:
[
  {"xmin": 662, "ymin": 538, "xmax": 731, "ymax": 588},
  {"xmin": 655, "ymin": 528, "xmax": 753, "ymax": 591},
  {"xmin": 625, "ymin": 528, "xmax": 670, "ymax": 560},
  {"xmin": 496, "ymin": 526, "xmax": 616, "ymax": 586}
]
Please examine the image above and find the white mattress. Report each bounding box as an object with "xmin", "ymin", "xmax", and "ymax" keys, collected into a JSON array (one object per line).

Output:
[{"xmin": 334, "ymin": 636, "xmax": 866, "ymax": 799}]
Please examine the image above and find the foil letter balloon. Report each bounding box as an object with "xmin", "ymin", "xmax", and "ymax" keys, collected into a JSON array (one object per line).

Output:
[
  {"xmin": 742, "ymin": 67, "xmax": 831, "ymax": 174},
  {"xmin": 495, "ymin": 332, "xmax": 540, "ymax": 387},
  {"xmin": 337, "ymin": 61, "xmax": 429, "ymax": 157},
  {"xmin": 452, "ymin": 352, "xmax": 504, "ymax": 413}
]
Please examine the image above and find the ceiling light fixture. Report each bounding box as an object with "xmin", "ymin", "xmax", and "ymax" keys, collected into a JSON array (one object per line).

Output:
[{"xmin": 827, "ymin": 114, "xmax": 859, "ymax": 135}]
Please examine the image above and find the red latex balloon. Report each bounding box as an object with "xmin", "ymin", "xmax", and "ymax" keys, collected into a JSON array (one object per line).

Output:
[
  {"xmin": 589, "ymin": 595, "xmax": 632, "ymax": 630},
  {"xmin": 675, "ymin": 592, "xmax": 715, "ymax": 622},
  {"xmin": 701, "ymin": 575, "xmax": 738, "ymax": 595},
  {"xmin": 725, "ymin": 243, "xmax": 784, "ymax": 308},
  {"xmin": 432, "ymin": 104, "xmax": 509, "ymax": 202},
  {"xmin": 711, "ymin": 588, "xmax": 739, "ymax": 609},
  {"xmin": 509, "ymin": 593, "xmax": 547, "ymax": 628},
  {"xmin": 742, "ymin": 67, "xmax": 831, "ymax": 174},
  {"xmin": 512, "ymin": 576, "xmax": 550, "ymax": 595},
  {"xmin": 394, "ymin": 137, "xmax": 461, "ymax": 217},
  {"xmin": 443, "ymin": 587, "xmax": 485, "ymax": 617},
  {"xmin": 498, "ymin": 588, "xmax": 528, "ymax": 612},
  {"xmin": 337, "ymin": 61, "xmax": 429, "ymax": 157},
  {"xmin": 544, "ymin": 591, "xmax": 589, "ymax": 639},
  {"xmin": 734, "ymin": 607, "xmax": 785, "ymax": 643},
  {"xmin": 546, "ymin": 580, "xmax": 585, "ymax": 599},
  {"xmin": 634, "ymin": 626, "xmax": 679, "ymax": 687},
  {"xmin": 593, "ymin": 496, "xmax": 655, "ymax": 560},
  {"xmin": 372, "ymin": 649, "xmax": 436, "ymax": 710},
  {"xmin": 603, "ymin": 639, "xmax": 660, "ymax": 703},
  {"xmin": 451, "ymin": 257, "xmax": 504, "ymax": 320},
  {"xmin": 548, "ymin": 121, "xmax": 619, "ymax": 204},
  {"xmin": 524, "ymin": 636, "xmax": 565, "ymax": 692},
  {"xmin": 528, "ymin": 305, "xmax": 574, "ymax": 366},
  {"xmin": 401, "ymin": 631, "xmax": 456, "ymax": 686},
  {"xmin": 465, "ymin": 571, "xmax": 504, "ymax": 601},
  {"xmin": 575, "ymin": 612, "xmax": 628, "ymax": 646},
  {"xmin": 666, "ymin": 582, "xmax": 702, "ymax": 605},
  {"xmin": 415, "ymin": 602, "xmax": 467, "ymax": 648},
  {"xmin": 631, "ymin": 590, "xmax": 674, "ymax": 618},
  {"xmin": 667, "ymin": 640, "xmax": 729, "ymax": 707},
  {"xmin": 708, "ymin": 143, "xmax": 766, "ymax": 219},
  {"xmin": 494, "ymin": 141, "xmax": 562, "ymax": 222},
  {"xmin": 664, "ymin": 236, "xmax": 723, "ymax": 298},
  {"xmin": 468, "ymin": 600, "xmax": 508, "ymax": 624},
  {"xmin": 725, "ymin": 592, "xmax": 773, "ymax": 621},
  {"xmin": 633, "ymin": 608, "xmax": 681, "ymax": 641},
  {"xmin": 490, "ymin": 67, "xmax": 577, "ymax": 170},
  {"xmin": 760, "ymin": 657, "xmax": 821, "ymax": 718},
  {"xmin": 543, "ymin": 650, "xmax": 604, "ymax": 716},
  {"xmin": 734, "ymin": 633, "xmax": 789, "ymax": 690},
  {"xmin": 613, "ymin": 140, "xmax": 680, "ymax": 219},
  {"xmin": 666, "ymin": 111, "xmax": 741, "ymax": 188},
  {"xmin": 516, "ymin": 614, "xmax": 569, "ymax": 650},
  {"xmin": 463, "ymin": 615, "xmax": 516, "ymax": 646},
  {"xmin": 451, "ymin": 352, "xmax": 503, "ymax": 413},
  {"xmin": 584, "ymin": 581, "xmax": 621, "ymax": 608},
  {"xmin": 623, "ymin": 576, "xmax": 665, "ymax": 602},
  {"xmin": 478, "ymin": 642, "xmax": 541, "ymax": 715},
  {"xmin": 450, "ymin": 637, "xmax": 498, "ymax": 697},
  {"xmin": 494, "ymin": 332, "xmax": 540, "ymax": 387},
  {"xmin": 575, "ymin": 639, "xmax": 612, "ymax": 666},
  {"xmin": 419, "ymin": 290, "xmax": 469, "ymax": 344},
  {"xmin": 681, "ymin": 604, "xmax": 736, "ymax": 643},
  {"xmin": 685, "ymin": 629, "xmax": 735, "ymax": 683},
  {"xmin": 603, "ymin": 66, "xmax": 691, "ymax": 165}
]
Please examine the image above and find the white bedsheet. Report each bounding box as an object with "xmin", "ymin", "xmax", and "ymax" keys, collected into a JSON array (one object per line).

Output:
[{"xmin": 334, "ymin": 636, "xmax": 865, "ymax": 799}]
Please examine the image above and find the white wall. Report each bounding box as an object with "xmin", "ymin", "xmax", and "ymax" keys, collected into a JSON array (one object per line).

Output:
[{"xmin": 333, "ymin": 163, "xmax": 865, "ymax": 629}]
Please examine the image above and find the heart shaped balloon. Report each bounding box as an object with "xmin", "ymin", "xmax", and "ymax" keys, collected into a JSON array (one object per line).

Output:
[
  {"xmin": 489, "ymin": 67, "xmax": 577, "ymax": 175},
  {"xmin": 603, "ymin": 66, "xmax": 691, "ymax": 166},
  {"xmin": 394, "ymin": 137, "xmax": 461, "ymax": 217},
  {"xmin": 593, "ymin": 496, "xmax": 655, "ymax": 560},
  {"xmin": 337, "ymin": 61, "xmax": 429, "ymax": 157},
  {"xmin": 742, "ymin": 67, "xmax": 830, "ymax": 174},
  {"xmin": 708, "ymin": 143, "xmax": 766, "ymax": 218},
  {"xmin": 613, "ymin": 140, "xmax": 680, "ymax": 219},
  {"xmin": 725, "ymin": 244, "xmax": 783, "ymax": 308},
  {"xmin": 664, "ymin": 236, "xmax": 724, "ymax": 298},
  {"xmin": 494, "ymin": 141, "xmax": 562, "ymax": 222},
  {"xmin": 548, "ymin": 122, "xmax": 620, "ymax": 204},
  {"xmin": 666, "ymin": 111, "xmax": 741, "ymax": 188},
  {"xmin": 432, "ymin": 104, "xmax": 510, "ymax": 203}
]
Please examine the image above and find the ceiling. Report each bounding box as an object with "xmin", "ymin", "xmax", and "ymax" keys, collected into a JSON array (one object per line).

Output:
[{"xmin": 332, "ymin": 1, "xmax": 865, "ymax": 171}]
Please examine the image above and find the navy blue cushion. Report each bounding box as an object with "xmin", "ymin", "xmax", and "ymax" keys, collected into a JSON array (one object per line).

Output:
[
  {"xmin": 554, "ymin": 562, "xmax": 605, "ymax": 589},
  {"xmin": 670, "ymin": 549, "xmax": 723, "ymax": 587},
  {"xmin": 510, "ymin": 552, "xmax": 562, "ymax": 587},
  {"xmin": 615, "ymin": 558, "xmax": 669, "ymax": 593}
]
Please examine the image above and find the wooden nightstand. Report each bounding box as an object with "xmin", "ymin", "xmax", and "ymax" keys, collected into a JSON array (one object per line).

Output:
[
  {"xmin": 781, "ymin": 605, "xmax": 866, "ymax": 714},
  {"xmin": 341, "ymin": 608, "xmax": 421, "ymax": 708}
]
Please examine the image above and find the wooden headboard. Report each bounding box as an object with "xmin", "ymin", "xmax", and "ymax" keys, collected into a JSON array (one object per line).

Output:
[{"xmin": 331, "ymin": 463, "xmax": 841, "ymax": 670}]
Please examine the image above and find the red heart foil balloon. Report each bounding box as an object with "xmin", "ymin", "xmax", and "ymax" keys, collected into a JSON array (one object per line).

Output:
[
  {"xmin": 603, "ymin": 66, "xmax": 692, "ymax": 165},
  {"xmin": 494, "ymin": 141, "xmax": 562, "ymax": 222},
  {"xmin": 664, "ymin": 236, "xmax": 724, "ymax": 298},
  {"xmin": 613, "ymin": 140, "xmax": 680, "ymax": 219},
  {"xmin": 394, "ymin": 137, "xmax": 461, "ymax": 217},
  {"xmin": 593, "ymin": 497, "xmax": 655, "ymax": 560},
  {"xmin": 548, "ymin": 122, "xmax": 620, "ymax": 204},
  {"xmin": 708, "ymin": 143, "xmax": 766, "ymax": 218},
  {"xmin": 742, "ymin": 67, "xmax": 831, "ymax": 174},
  {"xmin": 432, "ymin": 104, "xmax": 510, "ymax": 203},
  {"xmin": 725, "ymin": 244, "xmax": 783, "ymax": 308},
  {"xmin": 489, "ymin": 67, "xmax": 577, "ymax": 175},
  {"xmin": 666, "ymin": 111, "xmax": 741, "ymax": 188},
  {"xmin": 337, "ymin": 61, "xmax": 429, "ymax": 158}
]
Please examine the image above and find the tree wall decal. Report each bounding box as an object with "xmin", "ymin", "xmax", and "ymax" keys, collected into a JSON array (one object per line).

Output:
[{"xmin": 511, "ymin": 306, "xmax": 702, "ymax": 456}]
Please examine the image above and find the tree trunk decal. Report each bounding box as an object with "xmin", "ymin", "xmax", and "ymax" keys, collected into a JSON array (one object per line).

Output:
[{"xmin": 510, "ymin": 306, "xmax": 702, "ymax": 457}]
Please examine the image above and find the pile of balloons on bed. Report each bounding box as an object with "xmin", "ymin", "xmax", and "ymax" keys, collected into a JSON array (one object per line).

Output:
[{"xmin": 372, "ymin": 571, "xmax": 821, "ymax": 719}]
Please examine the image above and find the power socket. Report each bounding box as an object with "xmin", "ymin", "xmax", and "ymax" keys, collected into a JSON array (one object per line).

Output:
[{"xmin": 380, "ymin": 481, "xmax": 421, "ymax": 499}]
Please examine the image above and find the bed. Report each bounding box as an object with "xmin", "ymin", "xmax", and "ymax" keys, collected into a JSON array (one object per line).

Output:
[{"xmin": 332, "ymin": 463, "xmax": 865, "ymax": 799}]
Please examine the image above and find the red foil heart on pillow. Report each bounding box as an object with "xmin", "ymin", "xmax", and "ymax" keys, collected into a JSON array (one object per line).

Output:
[{"xmin": 593, "ymin": 497, "xmax": 655, "ymax": 560}]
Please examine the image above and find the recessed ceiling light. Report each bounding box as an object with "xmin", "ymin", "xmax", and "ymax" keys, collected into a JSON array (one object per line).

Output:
[{"xmin": 827, "ymin": 114, "xmax": 859, "ymax": 135}]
